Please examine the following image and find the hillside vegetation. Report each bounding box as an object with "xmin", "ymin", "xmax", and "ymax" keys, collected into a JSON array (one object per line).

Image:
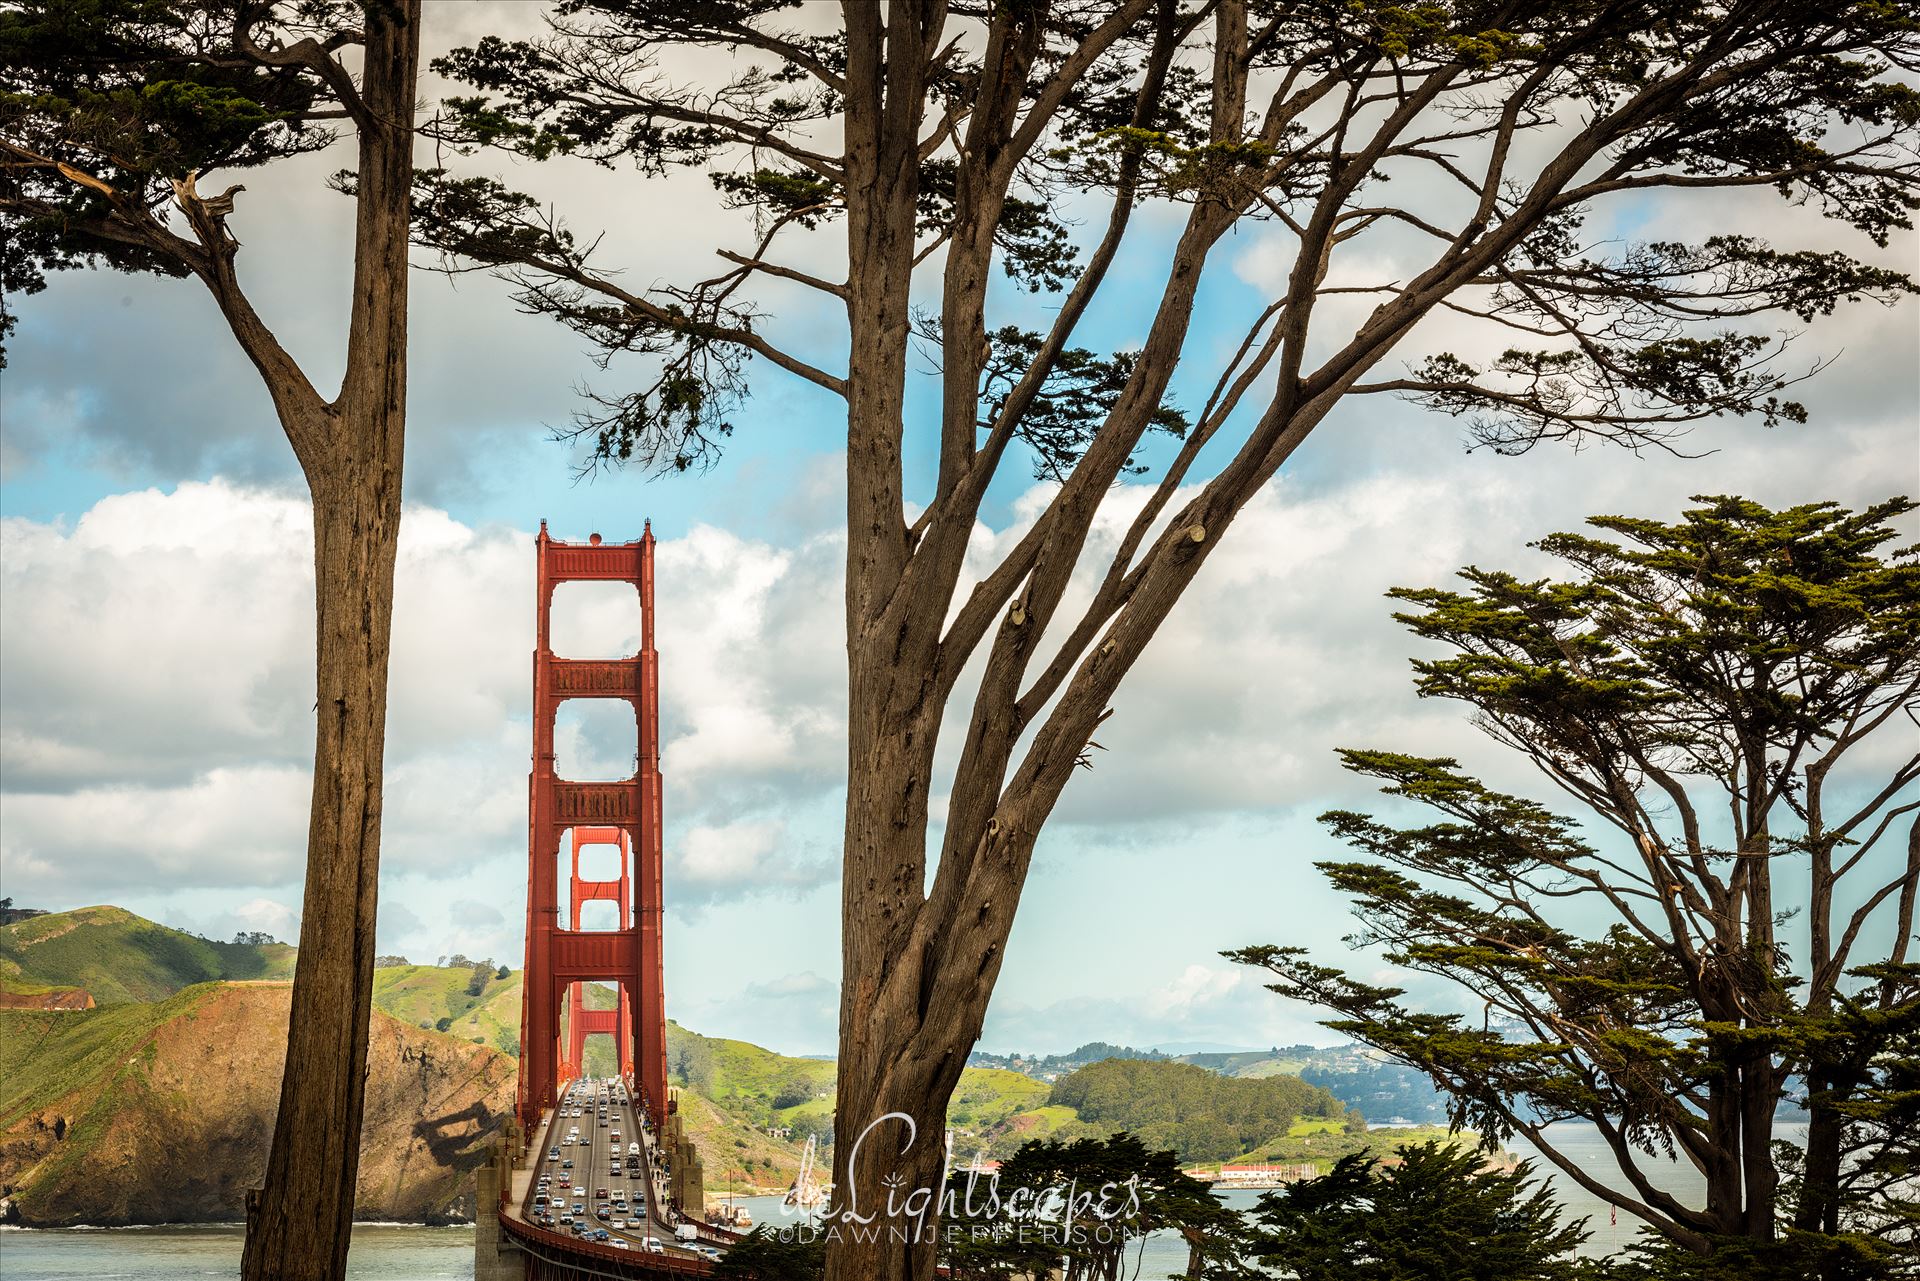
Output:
[
  {"xmin": 969, "ymin": 1040, "xmax": 1449, "ymax": 1123},
  {"xmin": 373, "ymin": 963, "xmax": 521, "ymax": 1053},
  {"xmin": 0, "ymin": 982, "xmax": 512, "ymax": 1226},
  {"xmin": 0, "ymin": 905, "xmax": 1407, "ymax": 1222},
  {"xmin": 663, "ymin": 1022, "xmax": 1051, "ymax": 1162},
  {"xmin": 1044, "ymin": 1058, "xmax": 1348, "ymax": 1163},
  {"xmin": 0, "ymin": 906, "xmax": 295, "ymax": 1006}
]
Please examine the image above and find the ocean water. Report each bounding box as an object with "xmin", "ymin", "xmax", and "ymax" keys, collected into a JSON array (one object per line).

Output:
[
  {"xmin": 0, "ymin": 1124, "xmax": 1760, "ymax": 1279},
  {"xmin": 735, "ymin": 1122, "xmax": 1731, "ymax": 1270},
  {"xmin": 0, "ymin": 1224, "xmax": 474, "ymax": 1281}
]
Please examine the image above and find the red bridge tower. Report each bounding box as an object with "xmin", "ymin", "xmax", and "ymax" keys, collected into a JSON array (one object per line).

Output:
[{"xmin": 518, "ymin": 523, "xmax": 669, "ymax": 1134}]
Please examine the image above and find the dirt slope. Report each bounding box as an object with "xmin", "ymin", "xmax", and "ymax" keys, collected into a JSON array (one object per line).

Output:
[{"xmin": 0, "ymin": 982, "xmax": 513, "ymax": 1227}]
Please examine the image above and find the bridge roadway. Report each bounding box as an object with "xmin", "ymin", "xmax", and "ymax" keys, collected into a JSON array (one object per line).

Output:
[{"xmin": 504, "ymin": 1078, "xmax": 722, "ymax": 1269}]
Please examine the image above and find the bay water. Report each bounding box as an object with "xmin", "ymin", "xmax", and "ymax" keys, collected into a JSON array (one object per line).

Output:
[{"xmin": 0, "ymin": 1122, "xmax": 1750, "ymax": 1279}]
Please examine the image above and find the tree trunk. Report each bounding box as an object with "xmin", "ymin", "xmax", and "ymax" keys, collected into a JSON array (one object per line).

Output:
[
  {"xmin": 825, "ymin": 1047, "xmax": 954, "ymax": 1281},
  {"xmin": 242, "ymin": 4, "xmax": 416, "ymax": 1278},
  {"xmin": 1738, "ymin": 1053, "xmax": 1779, "ymax": 1240},
  {"xmin": 827, "ymin": 8, "xmax": 944, "ymax": 1277},
  {"xmin": 242, "ymin": 460, "xmax": 404, "ymax": 1281},
  {"xmin": 1796, "ymin": 1064, "xmax": 1845, "ymax": 1239},
  {"xmin": 826, "ymin": 728, "xmax": 962, "ymax": 1281}
]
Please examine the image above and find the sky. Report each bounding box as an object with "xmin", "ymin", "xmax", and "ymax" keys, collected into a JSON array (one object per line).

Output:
[{"xmin": 3, "ymin": 6, "xmax": 1916, "ymax": 1059}]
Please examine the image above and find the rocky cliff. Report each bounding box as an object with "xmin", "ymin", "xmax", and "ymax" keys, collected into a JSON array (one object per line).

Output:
[{"xmin": 0, "ymin": 981, "xmax": 513, "ymax": 1227}]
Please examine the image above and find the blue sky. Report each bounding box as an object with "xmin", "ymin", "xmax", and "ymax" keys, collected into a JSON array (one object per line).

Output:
[{"xmin": 3, "ymin": 12, "xmax": 1917, "ymax": 1058}]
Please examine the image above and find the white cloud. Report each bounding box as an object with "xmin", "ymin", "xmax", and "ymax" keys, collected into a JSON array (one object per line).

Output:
[
  {"xmin": 745, "ymin": 971, "xmax": 836, "ymax": 999},
  {"xmin": 0, "ymin": 482, "xmax": 847, "ymax": 916},
  {"xmin": 234, "ymin": 896, "xmax": 300, "ymax": 942},
  {"xmin": 671, "ymin": 818, "xmax": 835, "ymax": 906},
  {"xmin": 979, "ymin": 958, "xmax": 1328, "ymax": 1055},
  {"xmin": 3, "ymin": 315, "xmax": 1912, "ymax": 1058},
  {"xmin": 0, "ymin": 766, "xmax": 311, "ymax": 892}
]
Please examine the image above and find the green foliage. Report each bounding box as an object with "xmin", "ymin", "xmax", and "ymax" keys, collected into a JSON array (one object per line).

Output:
[
  {"xmin": 1229, "ymin": 496, "xmax": 1920, "ymax": 1258},
  {"xmin": 405, "ymin": 0, "xmax": 1920, "ymax": 480},
  {"xmin": 970, "ymin": 324, "xmax": 1189, "ymax": 482},
  {"xmin": 1403, "ymin": 225, "xmax": 1916, "ymax": 452},
  {"xmin": 1777, "ymin": 963, "xmax": 1920, "ymax": 1273},
  {"xmin": 1046, "ymin": 1057, "xmax": 1341, "ymax": 1163},
  {"xmin": 1245, "ymin": 1141, "xmax": 1597, "ymax": 1281},
  {"xmin": 1242, "ymin": 1121, "xmax": 1468, "ymax": 1173},
  {"xmin": 670, "ymin": 1027, "xmax": 721, "ymax": 1095},
  {"xmin": 657, "ymin": 1021, "xmax": 1046, "ymax": 1149},
  {"xmin": 0, "ymin": 906, "xmax": 294, "ymax": 1005},
  {"xmin": 369, "ymin": 961, "xmax": 522, "ymax": 1053},
  {"xmin": 942, "ymin": 1133, "xmax": 1248, "ymax": 1281},
  {"xmin": 769, "ymin": 1073, "xmax": 817, "ymax": 1110},
  {"xmin": 0, "ymin": 984, "xmax": 221, "ymax": 1127},
  {"xmin": 0, "ymin": 0, "xmax": 362, "ymax": 363},
  {"xmin": 1605, "ymin": 1225, "xmax": 1913, "ymax": 1281},
  {"xmin": 713, "ymin": 1225, "xmax": 825, "ymax": 1280}
]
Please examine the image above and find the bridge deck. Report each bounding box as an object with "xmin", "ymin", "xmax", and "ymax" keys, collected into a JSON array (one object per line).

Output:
[{"xmin": 501, "ymin": 1080, "xmax": 718, "ymax": 1271}]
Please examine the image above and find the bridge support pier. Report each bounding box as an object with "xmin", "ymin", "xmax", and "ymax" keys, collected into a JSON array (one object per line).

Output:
[
  {"xmin": 664, "ymin": 1101, "xmax": 704, "ymax": 1220},
  {"xmin": 473, "ymin": 1138, "xmax": 526, "ymax": 1281}
]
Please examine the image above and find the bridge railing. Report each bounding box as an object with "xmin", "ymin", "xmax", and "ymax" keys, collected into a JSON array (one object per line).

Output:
[{"xmin": 500, "ymin": 1208, "xmax": 714, "ymax": 1276}]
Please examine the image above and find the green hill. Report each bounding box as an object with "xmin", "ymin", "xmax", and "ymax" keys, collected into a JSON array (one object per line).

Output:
[
  {"xmin": 372, "ymin": 962, "xmax": 521, "ymax": 1052},
  {"xmin": 0, "ymin": 981, "xmax": 513, "ymax": 1226},
  {"xmin": 0, "ymin": 906, "xmax": 295, "ymax": 1006},
  {"xmin": 1038, "ymin": 1057, "xmax": 1347, "ymax": 1163},
  {"xmin": 660, "ymin": 1021, "xmax": 1049, "ymax": 1158},
  {"xmin": 0, "ymin": 984, "xmax": 198, "ymax": 1125},
  {"xmin": 0, "ymin": 906, "xmax": 1396, "ymax": 1207},
  {"xmin": 946, "ymin": 1067, "xmax": 1051, "ymax": 1139}
]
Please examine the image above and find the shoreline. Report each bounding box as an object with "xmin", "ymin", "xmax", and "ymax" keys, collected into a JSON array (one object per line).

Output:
[{"xmin": 0, "ymin": 1218, "xmax": 475, "ymax": 1232}]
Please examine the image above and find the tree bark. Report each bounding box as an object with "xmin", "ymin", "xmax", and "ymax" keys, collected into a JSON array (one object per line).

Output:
[
  {"xmin": 242, "ymin": 459, "xmax": 405, "ymax": 1281},
  {"xmin": 241, "ymin": 4, "xmax": 417, "ymax": 1278},
  {"xmin": 826, "ymin": 8, "xmax": 946, "ymax": 1276}
]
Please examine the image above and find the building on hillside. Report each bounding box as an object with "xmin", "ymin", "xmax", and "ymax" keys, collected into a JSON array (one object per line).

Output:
[
  {"xmin": 0, "ymin": 988, "xmax": 94, "ymax": 1011},
  {"xmin": 1213, "ymin": 1163, "xmax": 1318, "ymax": 1187}
]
